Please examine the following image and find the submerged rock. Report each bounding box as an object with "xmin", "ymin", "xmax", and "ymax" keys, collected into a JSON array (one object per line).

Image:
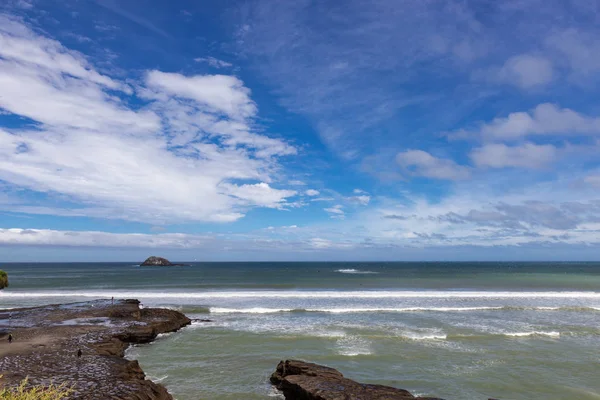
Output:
[
  {"xmin": 140, "ymin": 256, "xmax": 185, "ymax": 266},
  {"xmin": 271, "ymin": 360, "xmax": 444, "ymax": 400},
  {"xmin": 0, "ymin": 270, "xmax": 7, "ymax": 289}
]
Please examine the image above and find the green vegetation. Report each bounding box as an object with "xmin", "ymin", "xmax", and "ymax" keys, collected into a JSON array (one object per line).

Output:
[
  {"xmin": 0, "ymin": 377, "xmax": 73, "ymax": 400},
  {"xmin": 0, "ymin": 270, "xmax": 7, "ymax": 290}
]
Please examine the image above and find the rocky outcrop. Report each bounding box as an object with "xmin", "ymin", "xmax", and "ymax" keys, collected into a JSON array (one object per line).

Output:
[
  {"xmin": 140, "ymin": 256, "xmax": 186, "ymax": 266},
  {"xmin": 0, "ymin": 270, "xmax": 7, "ymax": 289},
  {"xmin": 0, "ymin": 299, "xmax": 191, "ymax": 400},
  {"xmin": 271, "ymin": 360, "xmax": 444, "ymax": 400}
]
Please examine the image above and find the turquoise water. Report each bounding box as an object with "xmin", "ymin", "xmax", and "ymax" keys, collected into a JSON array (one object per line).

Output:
[{"xmin": 1, "ymin": 262, "xmax": 600, "ymax": 399}]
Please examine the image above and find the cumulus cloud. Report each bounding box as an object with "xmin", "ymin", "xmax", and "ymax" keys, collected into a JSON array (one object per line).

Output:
[
  {"xmin": 324, "ymin": 204, "xmax": 344, "ymax": 218},
  {"xmin": 0, "ymin": 14, "xmax": 296, "ymax": 223},
  {"xmin": 451, "ymin": 103, "xmax": 600, "ymax": 141},
  {"xmin": 470, "ymin": 142, "xmax": 558, "ymax": 169},
  {"xmin": 478, "ymin": 54, "xmax": 554, "ymax": 89},
  {"xmin": 396, "ymin": 150, "xmax": 471, "ymax": 180}
]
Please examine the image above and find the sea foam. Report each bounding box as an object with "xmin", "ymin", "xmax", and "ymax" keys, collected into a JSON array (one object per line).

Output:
[{"xmin": 336, "ymin": 269, "xmax": 378, "ymax": 274}]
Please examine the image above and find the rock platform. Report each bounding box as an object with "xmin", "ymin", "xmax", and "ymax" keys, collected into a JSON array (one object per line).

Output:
[{"xmin": 0, "ymin": 299, "xmax": 190, "ymax": 399}]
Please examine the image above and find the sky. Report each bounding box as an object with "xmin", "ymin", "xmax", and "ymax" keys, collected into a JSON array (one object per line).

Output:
[{"xmin": 1, "ymin": 0, "xmax": 600, "ymax": 261}]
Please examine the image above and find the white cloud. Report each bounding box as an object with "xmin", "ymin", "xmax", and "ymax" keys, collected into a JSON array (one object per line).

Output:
[
  {"xmin": 547, "ymin": 29, "xmax": 600, "ymax": 82},
  {"xmin": 194, "ymin": 56, "xmax": 233, "ymax": 69},
  {"xmin": 470, "ymin": 143, "xmax": 558, "ymax": 169},
  {"xmin": 452, "ymin": 103, "xmax": 600, "ymax": 141},
  {"xmin": 310, "ymin": 197, "xmax": 335, "ymax": 202},
  {"xmin": 0, "ymin": 15, "xmax": 297, "ymax": 223},
  {"xmin": 584, "ymin": 175, "xmax": 600, "ymax": 188},
  {"xmin": 324, "ymin": 204, "xmax": 344, "ymax": 218},
  {"xmin": 396, "ymin": 150, "xmax": 471, "ymax": 180},
  {"xmin": 353, "ymin": 195, "xmax": 371, "ymax": 205},
  {"xmin": 288, "ymin": 180, "xmax": 306, "ymax": 186},
  {"xmin": 305, "ymin": 189, "xmax": 320, "ymax": 196},
  {"xmin": 145, "ymin": 70, "xmax": 256, "ymax": 121},
  {"xmin": 347, "ymin": 195, "xmax": 370, "ymax": 206},
  {"xmin": 480, "ymin": 54, "xmax": 554, "ymax": 89},
  {"xmin": 220, "ymin": 182, "xmax": 296, "ymax": 209}
]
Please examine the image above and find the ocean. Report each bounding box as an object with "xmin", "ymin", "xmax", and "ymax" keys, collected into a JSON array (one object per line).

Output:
[{"xmin": 1, "ymin": 262, "xmax": 599, "ymax": 399}]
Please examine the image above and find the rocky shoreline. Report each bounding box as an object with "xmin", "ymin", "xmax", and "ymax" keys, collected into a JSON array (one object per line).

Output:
[
  {"xmin": 0, "ymin": 300, "xmax": 447, "ymax": 399},
  {"xmin": 0, "ymin": 299, "xmax": 190, "ymax": 399}
]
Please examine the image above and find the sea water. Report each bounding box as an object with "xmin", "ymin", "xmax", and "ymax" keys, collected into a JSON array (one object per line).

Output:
[{"xmin": 1, "ymin": 262, "xmax": 599, "ymax": 399}]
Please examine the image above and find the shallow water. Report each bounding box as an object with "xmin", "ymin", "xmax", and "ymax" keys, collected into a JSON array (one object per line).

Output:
[{"xmin": 1, "ymin": 262, "xmax": 600, "ymax": 399}]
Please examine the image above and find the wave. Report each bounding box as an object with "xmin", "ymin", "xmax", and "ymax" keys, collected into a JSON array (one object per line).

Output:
[
  {"xmin": 447, "ymin": 331, "xmax": 562, "ymax": 340},
  {"xmin": 503, "ymin": 331, "xmax": 560, "ymax": 338},
  {"xmin": 336, "ymin": 269, "xmax": 378, "ymax": 274},
  {"xmin": 3, "ymin": 290, "xmax": 600, "ymax": 299},
  {"xmin": 210, "ymin": 307, "xmax": 295, "ymax": 314},
  {"xmin": 403, "ymin": 333, "xmax": 447, "ymax": 341},
  {"xmin": 208, "ymin": 306, "xmax": 599, "ymax": 314}
]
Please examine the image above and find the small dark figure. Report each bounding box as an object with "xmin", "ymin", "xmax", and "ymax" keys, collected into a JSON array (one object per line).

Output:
[
  {"xmin": 111, "ymin": 296, "xmax": 114, "ymax": 305},
  {"xmin": 8, "ymin": 334, "xmax": 12, "ymax": 343},
  {"xmin": 77, "ymin": 349, "xmax": 82, "ymax": 358}
]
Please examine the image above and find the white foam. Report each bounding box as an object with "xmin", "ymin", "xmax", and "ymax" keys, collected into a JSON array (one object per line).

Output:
[
  {"xmin": 336, "ymin": 269, "xmax": 378, "ymax": 274},
  {"xmin": 336, "ymin": 335, "xmax": 373, "ymax": 356},
  {"xmin": 403, "ymin": 333, "xmax": 447, "ymax": 341},
  {"xmin": 148, "ymin": 375, "xmax": 168, "ymax": 383},
  {"xmin": 210, "ymin": 307, "xmax": 294, "ymax": 314},
  {"xmin": 208, "ymin": 307, "xmax": 506, "ymax": 314},
  {"xmin": 504, "ymin": 331, "xmax": 560, "ymax": 338},
  {"xmin": 308, "ymin": 306, "xmax": 504, "ymax": 313},
  {"xmin": 4, "ymin": 290, "xmax": 600, "ymax": 299}
]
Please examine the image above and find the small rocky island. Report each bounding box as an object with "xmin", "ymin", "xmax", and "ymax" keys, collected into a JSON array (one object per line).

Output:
[
  {"xmin": 140, "ymin": 256, "xmax": 186, "ymax": 266},
  {"xmin": 0, "ymin": 270, "xmax": 7, "ymax": 289},
  {"xmin": 0, "ymin": 299, "xmax": 190, "ymax": 399},
  {"xmin": 271, "ymin": 360, "xmax": 444, "ymax": 400}
]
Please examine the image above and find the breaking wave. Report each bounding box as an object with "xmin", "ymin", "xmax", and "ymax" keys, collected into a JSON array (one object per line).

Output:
[{"xmin": 336, "ymin": 269, "xmax": 378, "ymax": 274}]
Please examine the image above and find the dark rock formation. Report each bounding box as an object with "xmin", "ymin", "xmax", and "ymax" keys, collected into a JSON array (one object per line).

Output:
[
  {"xmin": 271, "ymin": 360, "xmax": 444, "ymax": 400},
  {"xmin": 141, "ymin": 256, "xmax": 172, "ymax": 266},
  {"xmin": 0, "ymin": 270, "xmax": 7, "ymax": 289},
  {"xmin": 0, "ymin": 299, "xmax": 191, "ymax": 399},
  {"xmin": 140, "ymin": 256, "xmax": 185, "ymax": 267},
  {"xmin": 140, "ymin": 256, "xmax": 187, "ymax": 266}
]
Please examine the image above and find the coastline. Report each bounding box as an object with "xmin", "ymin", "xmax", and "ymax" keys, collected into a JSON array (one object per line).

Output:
[{"xmin": 0, "ymin": 299, "xmax": 190, "ymax": 400}]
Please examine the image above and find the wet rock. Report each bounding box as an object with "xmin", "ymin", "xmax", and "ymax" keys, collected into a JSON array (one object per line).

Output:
[
  {"xmin": 271, "ymin": 360, "xmax": 444, "ymax": 400},
  {"xmin": 0, "ymin": 299, "xmax": 191, "ymax": 400}
]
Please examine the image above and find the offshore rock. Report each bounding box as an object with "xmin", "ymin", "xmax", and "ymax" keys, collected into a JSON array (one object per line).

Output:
[
  {"xmin": 271, "ymin": 360, "xmax": 444, "ymax": 400},
  {"xmin": 0, "ymin": 299, "xmax": 191, "ymax": 399},
  {"xmin": 140, "ymin": 256, "xmax": 185, "ymax": 266}
]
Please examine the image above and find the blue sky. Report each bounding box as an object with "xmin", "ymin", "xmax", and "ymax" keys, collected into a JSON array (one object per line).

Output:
[{"xmin": 1, "ymin": 0, "xmax": 600, "ymax": 261}]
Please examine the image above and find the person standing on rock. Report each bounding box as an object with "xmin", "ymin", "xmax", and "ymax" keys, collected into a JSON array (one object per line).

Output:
[{"xmin": 8, "ymin": 334, "xmax": 12, "ymax": 343}]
